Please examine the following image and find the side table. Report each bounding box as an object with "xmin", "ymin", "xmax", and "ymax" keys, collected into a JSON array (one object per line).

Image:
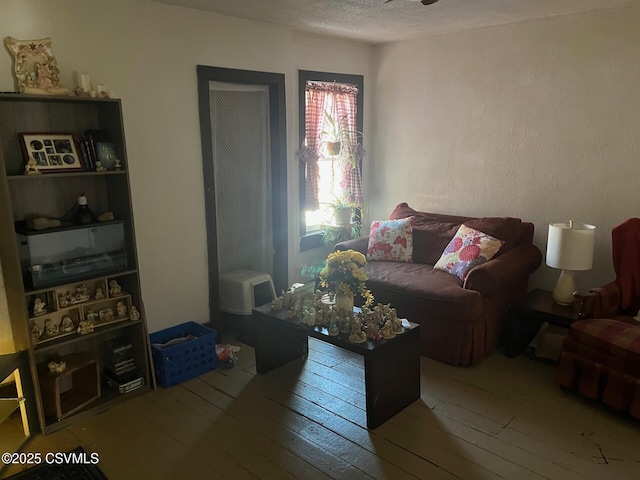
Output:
[{"xmin": 505, "ymin": 289, "xmax": 579, "ymax": 358}]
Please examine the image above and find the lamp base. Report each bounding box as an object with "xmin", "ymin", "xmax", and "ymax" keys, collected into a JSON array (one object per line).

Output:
[{"xmin": 553, "ymin": 269, "xmax": 576, "ymax": 305}]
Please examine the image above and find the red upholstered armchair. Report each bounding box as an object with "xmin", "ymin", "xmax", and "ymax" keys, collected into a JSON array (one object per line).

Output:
[{"xmin": 555, "ymin": 218, "xmax": 640, "ymax": 419}]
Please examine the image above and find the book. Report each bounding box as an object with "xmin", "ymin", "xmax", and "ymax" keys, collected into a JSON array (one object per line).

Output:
[
  {"xmin": 103, "ymin": 368, "xmax": 145, "ymax": 394},
  {"xmin": 96, "ymin": 141, "xmax": 117, "ymax": 170},
  {"xmin": 76, "ymin": 136, "xmax": 94, "ymax": 170},
  {"xmin": 84, "ymin": 129, "xmax": 112, "ymax": 170}
]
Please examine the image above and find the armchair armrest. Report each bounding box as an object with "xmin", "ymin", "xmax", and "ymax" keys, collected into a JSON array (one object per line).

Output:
[
  {"xmin": 334, "ymin": 236, "xmax": 368, "ymax": 255},
  {"xmin": 574, "ymin": 282, "xmax": 620, "ymax": 319},
  {"xmin": 463, "ymin": 243, "xmax": 543, "ymax": 296}
]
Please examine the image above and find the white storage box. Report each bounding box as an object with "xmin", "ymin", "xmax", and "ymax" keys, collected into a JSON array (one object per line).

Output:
[{"xmin": 219, "ymin": 270, "xmax": 276, "ymax": 316}]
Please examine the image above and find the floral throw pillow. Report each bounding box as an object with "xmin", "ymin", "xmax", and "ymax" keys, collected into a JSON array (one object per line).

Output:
[
  {"xmin": 367, "ymin": 217, "xmax": 414, "ymax": 262},
  {"xmin": 433, "ymin": 224, "xmax": 504, "ymax": 280}
]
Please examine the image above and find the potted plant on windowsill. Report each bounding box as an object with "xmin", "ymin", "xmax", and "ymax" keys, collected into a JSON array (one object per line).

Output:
[
  {"xmin": 321, "ymin": 192, "xmax": 362, "ymax": 246},
  {"xmin": 330, "ymin": 192, "xmax": 359, "ymax": 225}
]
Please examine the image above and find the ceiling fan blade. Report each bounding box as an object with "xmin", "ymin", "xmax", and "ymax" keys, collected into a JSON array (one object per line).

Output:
[{"xmin": 384, "ymin": 0, "xmax": 439, "ymax": 4}]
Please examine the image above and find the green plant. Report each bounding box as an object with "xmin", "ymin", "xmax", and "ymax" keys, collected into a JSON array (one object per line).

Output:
[
  {"xmin": 321, "ymin": 223, "xmax": 361, "ymax": 247},
  {"xmin": 328, "ymin": 191, "xmax": 359, "ymax": 211},
  {"xmin": 320, "ymin": 191, "xmax": 362, "ymax": 245},
  {"xmin": 321, "ymin": 109, "xmax": 362, "ymax": 167}
]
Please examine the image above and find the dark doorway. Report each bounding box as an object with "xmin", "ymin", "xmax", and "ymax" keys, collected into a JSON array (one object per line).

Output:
[{"xmin": 197, "ymin": 66, "xmax": 287, "ymax": 331}]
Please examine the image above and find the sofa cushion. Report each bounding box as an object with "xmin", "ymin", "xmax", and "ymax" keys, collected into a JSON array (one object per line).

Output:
[
  {"xmin": 362, "ymin": 261, "xmax": 483, "ymax": 321},
  {"xmin": 367, "ymin": 218, "xmax": 414, "ymax": 262},
  {"xmin": 411, "ymin": 221, "xmax": 461, "ymax": 264},
  {"xmin": 388, "ymin": 203, "xmax": 522, "ymax": 262},
  {"xmin": 389, "ymin": 203, "xmax": 458, "ymax": 263},
  {"xmin": 389, "ymin": 203, "xmax": 436, "ymax": 225},
  {"xmin": 463, "ymin": 217, "xmax": 522, "ymax": 256},
  {"xmin": 568, "ymin": 319, "xmax": 640, "ymax": 364},
  {"xmin": 433, "ymin": 225, "xmax": 504, "ymax": 280}
]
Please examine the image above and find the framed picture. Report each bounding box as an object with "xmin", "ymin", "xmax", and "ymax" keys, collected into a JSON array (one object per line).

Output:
[{"xmin": 19, "ymin": 133, "xmax": 84, "ymax": 173}]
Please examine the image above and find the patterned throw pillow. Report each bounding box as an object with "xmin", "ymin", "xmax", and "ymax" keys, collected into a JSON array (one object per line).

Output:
[
  {"xmin": 366, "ymin": 217, "xmax": 414, "ymax": 262},
  {"xmin": 433, "ymin": 224, "xmax": 504, "ymax": 280}
]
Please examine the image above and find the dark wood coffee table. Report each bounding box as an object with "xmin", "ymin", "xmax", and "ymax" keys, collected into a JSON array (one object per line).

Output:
[{"xmin": 252, "ymin": 304, "xmax": 421, "ymax": 429}]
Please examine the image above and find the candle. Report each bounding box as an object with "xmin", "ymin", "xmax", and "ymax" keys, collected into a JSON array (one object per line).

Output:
[{"xmin": 75, "ymin": 72, "xmax": 91, "ymax": 92}]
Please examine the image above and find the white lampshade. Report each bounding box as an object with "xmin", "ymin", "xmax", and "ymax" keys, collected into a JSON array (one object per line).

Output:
[
  {"xmin": 546, "ymin": 220, "xmax": 596, "ymax": 305},
  {"xmin": 546, "ymin": 221, "xmax": 596, "ymax": 271}
]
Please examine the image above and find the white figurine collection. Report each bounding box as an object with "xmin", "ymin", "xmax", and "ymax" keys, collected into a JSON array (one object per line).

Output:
[
  {"xmin": 271, "ymin": 288, "xmax": 404, "ymax": 344},
  {"xmin": 29, "ymin": 280, "xmax": 142, "ymax": 343}
]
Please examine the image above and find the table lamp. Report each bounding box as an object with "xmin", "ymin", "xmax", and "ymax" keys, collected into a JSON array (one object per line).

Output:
[{"xmin": 546, "ymin": 220, "xmax": 596, "ymax": 305}]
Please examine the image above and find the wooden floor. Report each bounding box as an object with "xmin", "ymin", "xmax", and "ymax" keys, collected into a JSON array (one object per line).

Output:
[{"xmin": 2, "ymin": 336, "xmax": 639, "ymax": 480}]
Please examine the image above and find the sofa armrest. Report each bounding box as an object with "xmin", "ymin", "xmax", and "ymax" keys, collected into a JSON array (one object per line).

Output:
[
  {"xmin": 463, "ymin": 244, "xmax": 543, "ymax": 296},
  {"xmin": 574, "ymin": 282, "xmax": 620, "ymax": 319},
  {"xmin": 334, "ymin": 236, "xmax": 368, "ymax": 255}
]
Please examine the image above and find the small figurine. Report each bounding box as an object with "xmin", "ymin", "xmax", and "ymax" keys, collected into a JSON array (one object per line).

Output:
[
  {"xmin": 271, "ymin": 296, "xmax": 283, "ymax": 310},
  {"xmin": 95, "ymin": 161, "xmax": 107, "ymax": 172},
  {"xmin": 77, "ymin": 319, "xmax": 95, "ymax": 335},
  {"xmin": 392, "ymin": 316, "xmax": 404, "ymax": 335},
  {"xmin": 44, "ymin": 318, "xmax": 59, "ymax": 336},
  {"xmin": 366, "ymin": 319, "xmax": 380, "ymax": 340},
  {"xmin": 114, "ymin": 159, "xmax": 122, "ymax": 170},
  {"xmin": 74, "ymin": 284, "xmax": 90, "ymax": 303},
  {"xmin": 130, "ymin": 305, "xmax": 141, "ymax": 321},
  {"xmin": 116, "ymin": 301, "xmax": 127, "ymax": 317},
  {"xmin": 60, "ymin": 315, "xmax": 74, "ymax": 333},
  {"xmin": 24, "ymin": 157, "xmax": 41, "ymax": 175},
  {"xmin": 380, "ymin": 320, "xmax": 396, "ymax": 340},
  {"xmin": 348, "ymin": 330, "xmax": 367, "ymax": 344},
  {"xmin": 94, "ymin": 286, "xmax": 105, "ymax": 300},
  {"xmin": 109, "ymin": 280, "xmax": 122, "ymax": 297},
  {"xmin": 48, "ymin": 361, "xmax": 66, "ymax": 374},
  {"xmin": 31, "ymin": 323, "xmax": 42, "ymax": 344},
  {"xmin": 33, "ymin": 297, "xmax": 47, "ymax": 316},
  {"xmin": 58, "ymin": 292, "xmax": 70, "ymax": 307},
  {"xmin": 74, "ymin": 86, "xmax": 90, "ymax": 97}
]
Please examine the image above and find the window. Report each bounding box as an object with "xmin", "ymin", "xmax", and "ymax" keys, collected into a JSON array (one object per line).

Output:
[{"xmin": 298, "ymin": 71, "xmax": 364, "ymax": 248}]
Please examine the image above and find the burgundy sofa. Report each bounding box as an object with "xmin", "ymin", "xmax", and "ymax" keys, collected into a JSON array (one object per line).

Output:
[{"xmin": 336, "ymin": 203, "xmax": 542, "ymax": 366}]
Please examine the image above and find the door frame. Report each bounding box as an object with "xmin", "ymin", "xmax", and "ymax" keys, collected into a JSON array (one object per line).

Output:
[{"xmin": 197, "ymin": 65, "xmax": 288, "ymax": 329}]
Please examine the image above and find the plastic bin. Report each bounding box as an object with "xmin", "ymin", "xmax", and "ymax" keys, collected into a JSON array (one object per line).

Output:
[
  {"xmin": 219, "ymin": 270, "xmax": 276, "ymax": 316},
  {"xmin": 150, "ymin": 321, "xmax": 217, "ymax": 387}
]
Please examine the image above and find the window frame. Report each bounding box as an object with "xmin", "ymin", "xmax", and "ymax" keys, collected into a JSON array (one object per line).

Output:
[{"xmin": 298, "ymin": 70, "xmax": 364, "ymax": 251}]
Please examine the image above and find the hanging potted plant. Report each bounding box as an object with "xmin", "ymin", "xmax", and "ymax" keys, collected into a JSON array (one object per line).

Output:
[
  {"xmin": 321, "ymin": 109, "xmax": 362, "ymax": 167},
  {"xmin": 322, "ymin": 109, "xmax": 343, "ymax": 156}
]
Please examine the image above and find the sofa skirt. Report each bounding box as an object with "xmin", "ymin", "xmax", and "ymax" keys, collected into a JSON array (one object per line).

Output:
[{"xmin": 556, "ymin": 336, "xmax": 640, "ymax": 419}]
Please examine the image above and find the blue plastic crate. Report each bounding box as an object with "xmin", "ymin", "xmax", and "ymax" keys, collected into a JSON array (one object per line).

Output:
[{"xmin": 150, "ymin": 321, "xmax": 217, "ymax": 387}]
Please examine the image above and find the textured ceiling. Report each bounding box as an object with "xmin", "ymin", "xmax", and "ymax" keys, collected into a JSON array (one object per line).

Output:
[{"xmin": 151, "ymin": 0, "xmax": 634, "ymax": 43}]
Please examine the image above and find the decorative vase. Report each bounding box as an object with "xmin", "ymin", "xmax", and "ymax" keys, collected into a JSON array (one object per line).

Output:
[{"xmin": 335, "ymin": 291, "xmax": 354, "ymax": 312}]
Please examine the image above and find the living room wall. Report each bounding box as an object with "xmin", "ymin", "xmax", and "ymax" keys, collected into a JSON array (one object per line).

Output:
[
  {"xmin": 371, "ymin": 4, "xmax": 640, "ymax": 292},
  {"xmin": 0, "ymin": 0, "xmax": 374, "ymax": 335}
]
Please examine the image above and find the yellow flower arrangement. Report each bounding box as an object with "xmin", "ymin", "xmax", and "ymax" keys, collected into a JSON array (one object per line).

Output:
[{"xmin": 319, "ymin": 249, "xmax": 374, "ymax": 306}]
